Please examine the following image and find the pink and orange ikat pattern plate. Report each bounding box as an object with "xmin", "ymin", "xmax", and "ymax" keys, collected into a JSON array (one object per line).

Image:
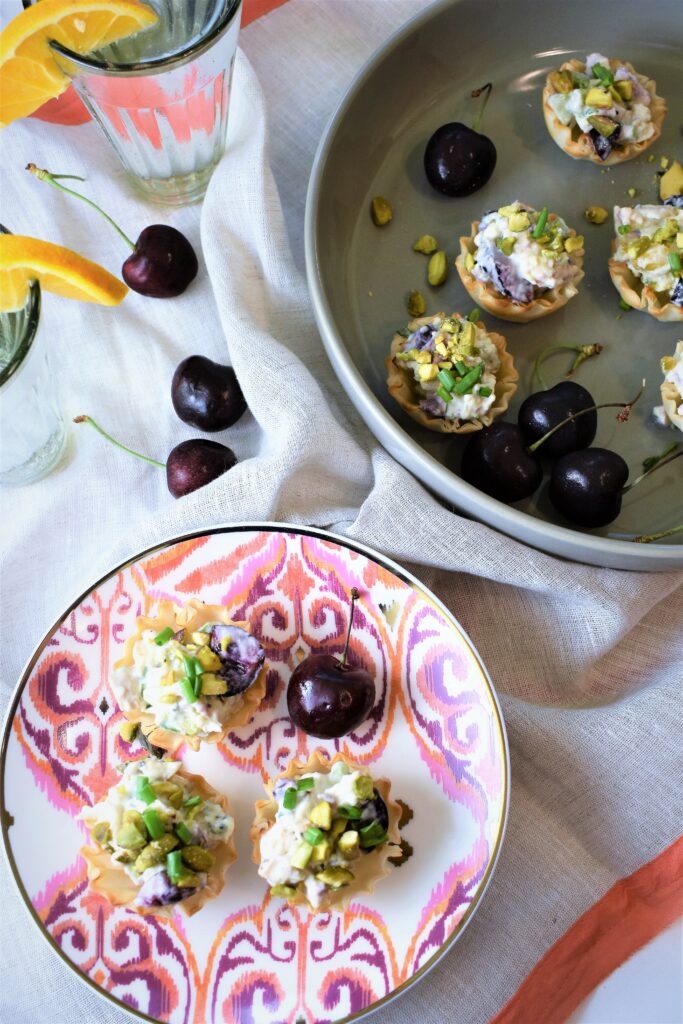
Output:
[{"xmin": 1, "ymin": 525, "xmax": 509, "ymax": 1024}]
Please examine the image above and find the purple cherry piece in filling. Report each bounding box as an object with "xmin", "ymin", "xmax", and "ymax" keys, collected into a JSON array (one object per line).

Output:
[{"xmin": 209, "ymin": 624, "xmax": 266, "ymax": 696}]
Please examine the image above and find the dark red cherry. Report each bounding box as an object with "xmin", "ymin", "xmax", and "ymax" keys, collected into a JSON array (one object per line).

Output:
[
  {"xmin": 287, "ymin": 653, "xmax": 375, "ymax": 739},
  {"xmin": 172, "ymin": 356, "xmax": 247, "ymax": 431},
  {"xmin": 166, "ymin": 438, "xmax": 237, "ymax": 498},
  {"xmin": 122, "ymin": 225, "xmax": 198, "ymax": 298},
  {"xmin": 549, "ymin": 448, "xmax": 629, "ymax": 527},
  {"xmin": 459, "ymin": 422, "xmax": 542, "ymax": 503},
  {"xmin": 518, "ymin": 382, "xmax": 597, "ymax": 458},
  {"xmin": 424, "ymin": 122, "xmax": 497, "ymax": 197},
  {"xmin": 286, "ymin": 589, "xmax": 375, "ymax": 738}
]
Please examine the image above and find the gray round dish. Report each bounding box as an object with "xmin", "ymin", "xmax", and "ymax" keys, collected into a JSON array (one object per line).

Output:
[{"xmin": 305, "ymin": 0, "xmax": 683, "ymax": 571}]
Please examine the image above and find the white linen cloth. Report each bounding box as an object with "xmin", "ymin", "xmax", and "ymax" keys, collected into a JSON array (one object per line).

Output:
[{"xmin": 1, "ymin": 2, "xmax": 682, "ymax": 1022}]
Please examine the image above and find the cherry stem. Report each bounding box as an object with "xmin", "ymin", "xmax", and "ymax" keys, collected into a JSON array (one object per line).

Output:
[
  {"xmin": 470, "ymin": 83, "xmax": 493, "ymax": 133},
  {"xmin": 631, "ymin": 523, "xmax": 683, "ymax": 544},
  {"xmin": 338, "ymin": 588, "xmax": 359, "ymax": 670},
  {"xmin": 532, "ymin": 343, "xmax": 603, "ymax": 391},
  {"xmin": 622, "ymin": 449, "xmax": 683, "ymax": 494},
  {"xmin": 26, "ymin": 164, "xmax": 135, "ymax": 251},
  {"xmin": 74, "ymin": 415, "xmax": 165, "ymax": 469},
  {"xmin": 527, "ymin": 381, "xmax": 645, "ymax": 454}
]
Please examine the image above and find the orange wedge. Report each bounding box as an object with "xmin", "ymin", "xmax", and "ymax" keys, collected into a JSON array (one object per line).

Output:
[
  {"xmin": 0, "ymin": 235, "xmax": 128, "ymax": 311},
  {"xmin": 0, "ymin": 0, "xmax": 158, "ymax": 127}
]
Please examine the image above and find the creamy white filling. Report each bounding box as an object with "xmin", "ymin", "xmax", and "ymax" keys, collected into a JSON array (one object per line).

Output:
[
  {"xmin": 472, "ymin": 203, "xmax": 578, "ymax": 291},
  {"xmin": 406, "ymin": 334, "xmax": 499, "ymax": 421},
  {"xmin": 113, "ymin": 630, "xmax": 244, "ymax": 738},
  {"xmin": 548, "ymin": 54, "xmax": 654, "ymax": 143},
  {"xmin": 257, "ymin": 763, "xmax": 368, "ymax": 908},
  {"xmin": 614, "ymin": 205, "xmax": 683, "ymax": 295},
  {"xmin": 656, "ymin": 343, "xmax": 683, "ymax": 427},
  {"xmin": 79, "ymin": 758, "xmax": 233, "ymax": 886}
]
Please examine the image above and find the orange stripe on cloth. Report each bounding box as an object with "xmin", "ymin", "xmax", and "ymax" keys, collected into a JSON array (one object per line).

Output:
[
  {"xmin": 243, "ymin": 0, "xmax": 290, "ymax": 27},
  {"xmin": 491, "ymin": 835, "xmax": 683, "ymax": 1024}
]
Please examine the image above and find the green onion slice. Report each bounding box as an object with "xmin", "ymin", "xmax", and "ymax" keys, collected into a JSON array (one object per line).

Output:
[
  {"xmin": 467, "ymin": 308, "xmax": 481, "ymax": 322},
  {"xmin": 437, "ymin": 368, "xmax": 455, "ymax": 390},
  {"xmin": 455, "ymin": 360, "xmax": 468, "ymax": 376},
  {"xmin": 175, "ymin": 822, "xmax": 193, "ymax": 845},
  {"xmin": 437, "ymin": 386, "xmax": 452, "ymax": 404},
  {"xmin": 153, "ymin": 627, "xmax": 174, "ymax": 646},
  {"xmin": 180, "ymin": 677, "xmax": 197, "ymax": 704},
  {"xmin": 184, "ymin": 795, "xmax": 201, "ymax": 808},
  {"xmin": 618, "ymin": 299, "xmax": 632, "ymax": 311},
  {"xmin": 617, "ymin": 225, "xmax": 630, "ymax": 235},
  {"xmin": 135, "ymin": 775, "xmax": 156, "ymax": 805},
  {"xmin": 296, "ymin": 777, "xmax": 315, "ymax": 791},
  {"xmin": 142, "ymin": 808, "xmax": 165, "ymax": 840},
  {"xmin": 337, "ymin": 804, "xmax": 361, "ymax": 819},
  {"xmin": 668, "ymin": 252, "xmax": 681, "ymax": 272},
  {"xmin": 592, "ymin": 63, "xmax": 614, "ymax": 86},
  {"xmin": 478, "ymin": 386, "xmax": 493, "ymax": 397},
  {"xmin": 166, "ymin": 849, "xmax": 182, "ymax": 882},
  {"xmin": 532, "ymin": 206, "xmax": 549, "ymax": 240},
  {"xmin": 304, "ymin": 826, "xmax": 324, "ymax": 846},
  {"xmin": 283, "ymin": 787, "xmax": 298, "ymax": 810},
  {"xmin": 453, "ymin": 363, "xmax": 484, "ymax": 395}
]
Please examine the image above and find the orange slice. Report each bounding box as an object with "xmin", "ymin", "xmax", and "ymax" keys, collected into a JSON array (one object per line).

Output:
[
  {"xmin": 0, "ymin": 235, "xmax": 128, "ymax": 311},
  {"xmin": 0, "ymin": 0, "xmax": 158, "ymax": 127}
]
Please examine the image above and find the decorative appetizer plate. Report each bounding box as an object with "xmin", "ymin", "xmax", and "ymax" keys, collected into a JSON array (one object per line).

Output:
[
  {"xmin": 1, "ymin": 525, "xmax": 508, "ymax": 1024},
  {"xmin": 305, "ymin": 0, "xmax": 683, "ymax": 570}
]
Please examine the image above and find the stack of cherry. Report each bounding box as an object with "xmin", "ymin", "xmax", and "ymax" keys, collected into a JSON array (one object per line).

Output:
[
  {"xmin": 27, "ymin": 164, "xmax": 250, "ymax": 497},
  {"xmin": 457, "ymin": 380, "xmax": 679, "ymax": 528}
]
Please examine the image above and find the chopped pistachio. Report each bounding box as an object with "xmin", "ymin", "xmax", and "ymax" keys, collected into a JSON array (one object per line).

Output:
[
  {"xmin": 309, "ymin": 801, "xmax": 332, "ymax": 830},
  {"xmin": 407, "ymin": 289, "xmax": 426, "ymax": 317},
  {"xmin": 647, "ymin": 154, "xmax": 656, "ymax": 163},
  {"xmin": 615, "ymin": 79, "xmax": 633, "ymax": 102},
  {"xmin": 660, "ymin": 160, "xmax": 683, "ymax": 201},
  {"xmin": 118, "ymin": 721, "xmax": 138, "ymax": 744},
  {"xmin": 353, "ymin": 775, "xmax": 375, "ymax": 801},
  {"xmin": 412, "ymin": 350, "xmax": 431, "ymax": 364},
  {"xmin": 159, "ymin": 693, "xmax": 179, "ymax": 704},
  {"xmin": 660, "ymin": 156, "xmax": 670, "ymax": 170},
  {"xmin": 440, "ymin": 317, "xmax": 459, "ymax": 333},
  {"xmin": 508, "ymin": 212, "xmax": 530, "ymax": 232},
  {"xmin": 427, "ymin": 250, "xmax": 448, "ymax": 287},
  {"xmin": 548, "ymin": 69, "xmax": 573, "ymax": 93},
  {"xmin": 370, "ymin": 196, "xmax": 393, "ymax": 226},
  {"xmin": 270, "ymin": 884, "xmax": 297, "ymax": 899},
  {"xmin": 417, "ymin": 364, "xmax": 439, "ymax": 381},
  {"xmin": 413, "ymin": 234, "xmax": 437, "ymax": 254},
  {"xmin": 464, "ymin": 251, "xmax": 475, "ymax": 272},
  {"xmin": 584, "ymin": 206, "xmax": 609, "ymax": 225},
  {"xmin": 497, "ymin": 237, "xmax": 516, "ymax": 256},
  {"xmin": 497, "ymin": 204, "xmax": 519, "ymax": 217},
  {"xmin": 564, "ymin": 235, "xmax": 584, "ymax": 254},
  {"xmin": 585, "ymin": 86, "xmax": 612, "ymax": 108},
  {"xmin": 182, "ymin": 845, "xmax": 215, "ymax": 871},
  {"xmin": 309, "ymin": 839, "xmax": 332, "ymax": 864},
  {"xmin": 627, "ymin": 187, "xmax": 637, "ymax": 199},
  {"xmin": 90, "ymin": 822, "xmax": 112, "ymax": 846},
  {"xmin": 314, "ymin": 867, "xmax": 354, "ymax": 889},
  {"xmin": 587, "ymin": 114, "xmax": 618, "ymax": 138},
  {"xmin": 395, "ymin": 349, "xmax": 417, "ymax": 362},
  {"xmin": 676, "ymin": 233, "xmax": 683, "ymax": 250},
  {"xmin": 337, "ymin": 830, "xmax": 360, "ymax": 860}
]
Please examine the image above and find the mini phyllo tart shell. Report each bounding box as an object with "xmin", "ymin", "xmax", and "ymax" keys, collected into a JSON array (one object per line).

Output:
[
  {"xmin": 385, "ymin": 313, "xmax": 517, "ymax": 434},
  {"xmin": 81, "ymin": 764, "xmax": 237, "ymax": 918},
  {"xmin": 660, "ymin": 341, "xmax": 683, "ymax": 431},
  {"xmin": 113, "ymin": 598, "xmax": 267, "ymax": 753},
  {"xmin": 542, "ymin": 58, "xmax": 666, "ymax": 166},
  {"xmin": 456, "ymin": 220, "xmax": 584, "ymax": 323},
  {"xmin": 608, "ymin": 241, "xmax": 683, "ymax": 322},
  {"xmin": 250, "ymin": 750, "xmax": 401, "ymax": 913}
]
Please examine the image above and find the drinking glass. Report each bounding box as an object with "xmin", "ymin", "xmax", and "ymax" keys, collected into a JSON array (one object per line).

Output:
[
  {"xmin": 51, "ymin": 0, "xmax": 242, "ymax": 206},
  {"xmin": 0, "ymin": 283, "xmax": 67, "ymax": 486}
]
